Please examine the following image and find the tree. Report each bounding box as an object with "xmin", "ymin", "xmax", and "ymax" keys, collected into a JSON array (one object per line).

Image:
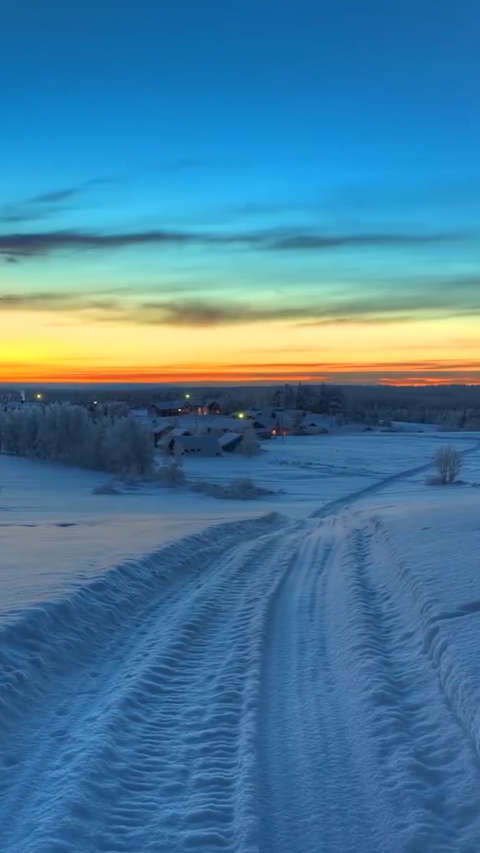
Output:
[
  {"xmin": 292, "ymin": 409, "xmax": 305, "ymax": 434},
  {"xmin": 0, "ymin": 404, "xmax": 154, "ymax": 477},
  {"xmin": 433, "ymin": 445, "xmax": 462, "ymax": 484},
  {"xmin": 105, "ymin": 417, "xmax": 154, "ymax": 476},
  {"xmin": 237, "ymin": 427, "xmax": 261, "ymax": 456}
]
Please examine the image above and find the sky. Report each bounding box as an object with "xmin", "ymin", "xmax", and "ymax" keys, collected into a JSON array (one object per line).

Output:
[{"xmin": 1, "ymin": 0, "xmax": 479, "ymax": 385}]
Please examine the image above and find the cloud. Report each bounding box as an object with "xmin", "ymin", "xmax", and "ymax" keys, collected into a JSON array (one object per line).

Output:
[
  {"xmin": 0, "ymin": 229, "xmax": 199, "ymax": 258},
  {"xmin": 27, "ymin": 178, "xmax": 113, "ymax": 205},
  {"xmin": 267, "ymin": 232, "xmax": 466, "ymax": 250},
  {"xmin": 129, "ymin": 296, "xmax": 479, "ymax": 328},
  {"xmin": 29, "ymin": 187, "xmax": 84, "ymax": 204},
  {"xmin": 2, "ymin": 281, "xmax": 478, "ymax": 330},
  {"xmin": 0, "ymin": 178, "xmax": 113, "ymax": 225},
  {"xmin": 0, "ymin": 225, "xmax": 467, "ymax": 260},
  {"xmin": 3, "ymin": 358, "xmax": 480, "ymax": 386},
  {"xmin": 0, "ymin": 291, "xmax": 118, "ymax": 312}
]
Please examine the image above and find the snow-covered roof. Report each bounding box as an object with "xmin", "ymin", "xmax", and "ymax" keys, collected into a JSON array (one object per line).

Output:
[
  {"xmin": 170, "ymin": 426, "xmax": 192, "ymax": 437},
  {"xmin": 173, "ymin": 435, "xmax": 221, "ymax": 455},
  {"xmin": 218, "ymin": 431, "xmax": 242, "ymax": 448},
  {"xmin": 176, "ymin": 415, "xmax": 243, "ymax": 431},
  {"xmin": 154, "ymin": 400, "xmax": 188, "ymax": 410}
]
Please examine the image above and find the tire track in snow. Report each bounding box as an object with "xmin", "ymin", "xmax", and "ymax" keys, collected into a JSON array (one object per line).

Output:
[
  {"xmin": 257, "ymin": 519, "xmax": 374, "ymax": 853},
  {"xmin": 2, "ymin": 449, "xmax": 480, "ymax": 851},
  {"xmin": 256, "ymin": 515, "xmax": 480, "ymax": 852},
  {"xmin": 0, "ymin": 513, "xmax": 294, "ymax": 852},
  {"xmin": 324, "ymin": 519, "xmax": 480, "ymax": 852},
  {"xmin": 311, "ymin": 439, "xmax": 480, "ymax": 520},
  {"xmin": 370, "ymin": 517, "xmax": 480, "ymax": 770}
]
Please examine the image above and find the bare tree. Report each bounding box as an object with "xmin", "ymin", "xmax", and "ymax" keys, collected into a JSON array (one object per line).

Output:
[{"xmin": 433, "ymin": 445, "xmax": 462, "ymax": 484}]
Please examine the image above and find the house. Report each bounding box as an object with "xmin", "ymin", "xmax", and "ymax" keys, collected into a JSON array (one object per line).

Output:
[
  {"xmin": 300, "ymin": 413, "xmax": 330, "ymax": 435},
  {"xmin": 171, "ymin": 435, "xmax": 222, "ymax": 457},
  {"xmin": 130, "ymin": 407, "xmax": 150, "ymax": 422},
  {"xmin": 151, "ymin": 419, "xmax": 178, "ymax": 447},
  {"xmin": 196, "ymin": 399, "xmax": 222, "ymax": 416},
  {"xmin": 172, "ymin": 415, "xmax": 244, "ymax": 436},
  {"xmin": 152, "ymin": 400, "xmax": 192, "ymax": 417},
  {"xmin": 218, "ymin": 431, "xmax": 243, "ymax": 452},
  {"xmin": 248, "ymin": 410, "xmax": 290, "ymax": 437}
]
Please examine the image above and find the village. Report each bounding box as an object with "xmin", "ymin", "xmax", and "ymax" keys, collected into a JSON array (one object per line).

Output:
[
  {"xmin": 129, "ymin": 395, "xmax": 335, "ymax": 457},
  {"xmin": 0, "ymin": 382, "xmax": 416, "ymax": 467}
]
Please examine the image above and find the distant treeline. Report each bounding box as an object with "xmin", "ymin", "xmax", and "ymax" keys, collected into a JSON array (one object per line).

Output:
[
  {"xmin": 0, "ymin": 403, "xmax": 154, "ymax": 476},
  {"xmin": 2, "ymin": 383, "xmax": 480, "ymax": 430},
  {"xmin": 341, "ymin": 385, "xmax": 480, "ymax": 429}
]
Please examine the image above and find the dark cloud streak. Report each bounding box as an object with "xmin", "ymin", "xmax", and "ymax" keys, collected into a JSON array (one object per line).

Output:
[
  {"xmin": 2, "ymin": 285, "xmax": 479, "ymax": 328},
  {"xmin": 0, "ymin": 178, "xmax": 113, "ymax": 226},
  {"xmin": 268, "ymin": 232, "xmax": 466, "ymax": 250},
  {"xmin": 0, "ymin": 226, "xmax": 468, "ymax": 260},
  {"xmin": 29, "ymin": 188, "xmax": 82, "ymax": 204}
]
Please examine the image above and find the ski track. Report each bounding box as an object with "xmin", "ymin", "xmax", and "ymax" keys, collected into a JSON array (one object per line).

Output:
[{"xmin": 1, "ymin": 449, "xmax": 480, "ymax": 851}]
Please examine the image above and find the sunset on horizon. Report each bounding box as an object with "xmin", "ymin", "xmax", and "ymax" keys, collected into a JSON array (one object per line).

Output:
[{"xmin": 2, "ymin": 0, "xmax": 479, "ymax": 386}]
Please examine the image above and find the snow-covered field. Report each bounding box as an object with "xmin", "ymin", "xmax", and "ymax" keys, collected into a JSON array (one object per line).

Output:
[{"xmin": 1, "ymin": 429, "xmax": 480, "ymax": 851}]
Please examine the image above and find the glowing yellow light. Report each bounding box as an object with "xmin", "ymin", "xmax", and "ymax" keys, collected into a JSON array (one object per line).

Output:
[
  {"xmin": 185, "ymin": 393, "xmax": 191, "ymax": 399},
  {"xmin": 237, "ymin": 412, "xmax": 245, "ymax": 419},
  {"xmin": 35, "ymin": 393, "xmax": 43, "ymax": 400}
]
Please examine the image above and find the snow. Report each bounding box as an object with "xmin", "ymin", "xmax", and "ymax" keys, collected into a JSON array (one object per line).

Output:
[
  {"xmin": 1, "ymin": 430, "xmax": 480, "ymax": 851},
  {"xmin": 181, "ymin": 430, "xmax": 479, "ymax": 516},
  {"xmin": 0, "ymin": 455, "xmax": 266, "ymax": 617}
]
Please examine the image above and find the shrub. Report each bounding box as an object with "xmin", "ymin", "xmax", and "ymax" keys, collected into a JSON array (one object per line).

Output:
[
  {"xmin": 191, "ymin": 477, "xmax": 273, "ymax": 500},
  {"xmin": 150, "ymin": 461, "xmax": 186, "ymax": 486},
  {"xmin": 432, "ymin": 445, "xmax": 462, "ymax": 484}
]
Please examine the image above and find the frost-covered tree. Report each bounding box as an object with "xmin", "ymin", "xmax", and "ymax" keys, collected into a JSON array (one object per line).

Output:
[
  {"xmin": 0, "ymin": 404, "xmax": 153, "ymax": 477},
  {"xmin": 237, "ymin": 427, "xmax": 261, "ymax": 457},
  {"xmin": 433, "ymin": 445, "xmax": 462, "ymax": 484},
  {"xmin": 104, "ymin": 416, "xmax": 154, "ymax": 476}
]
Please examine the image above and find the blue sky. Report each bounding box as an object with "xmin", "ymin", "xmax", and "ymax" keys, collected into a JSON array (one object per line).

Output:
[{"xmin": 1, "ymin": 0, "xmax": 479, "ymax": 382}]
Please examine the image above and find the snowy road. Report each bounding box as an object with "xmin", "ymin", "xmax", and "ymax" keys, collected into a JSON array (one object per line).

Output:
[{"xmin": 2, "ymin": 494, "xmax": 480, "ymax": 852}]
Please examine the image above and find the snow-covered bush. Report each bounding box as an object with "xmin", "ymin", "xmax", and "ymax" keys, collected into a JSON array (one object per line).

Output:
[
  {"xmin": 150, "ymin": 461, "xmax": 186, "ymax": 486},
  {"xmin": 432, "ymin": 445, "xmax": 462, "ymax": 484},
  {"xmin": 191, "ymin": 477, "xmax": 273, "ymax": 500}
]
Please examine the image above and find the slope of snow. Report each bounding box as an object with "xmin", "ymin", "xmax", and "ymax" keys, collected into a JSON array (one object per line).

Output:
[
  {"xmin": 2, "ymin": 494, "xmax": 480, "ymax": 850},
  {"xmin": 0, "ymin": 454, "xmax": 266, "ymax": 616},
  {"xmin": 180, "ymin": 431, "xmax": 479, "ymax": 514},
  {"xmin": 3, "ymin": 431, "xmax": 475, "ymax": 614},
  {"xmin": 257, "ymin": 508, "xmax": 480, "ymax": 852},
  {"xmin": 1, "ymin": 434, "xmax": 480, "ymax": 851}
]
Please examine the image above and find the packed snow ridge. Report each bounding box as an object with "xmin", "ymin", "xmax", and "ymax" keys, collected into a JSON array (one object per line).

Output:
[
  {"xmin": 2, "ymin": 495, "xmax": 480, "ymax": 851},
  {"xmin": 1, "ymin": 434, "xmax": 480, "ymax": 851}
]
